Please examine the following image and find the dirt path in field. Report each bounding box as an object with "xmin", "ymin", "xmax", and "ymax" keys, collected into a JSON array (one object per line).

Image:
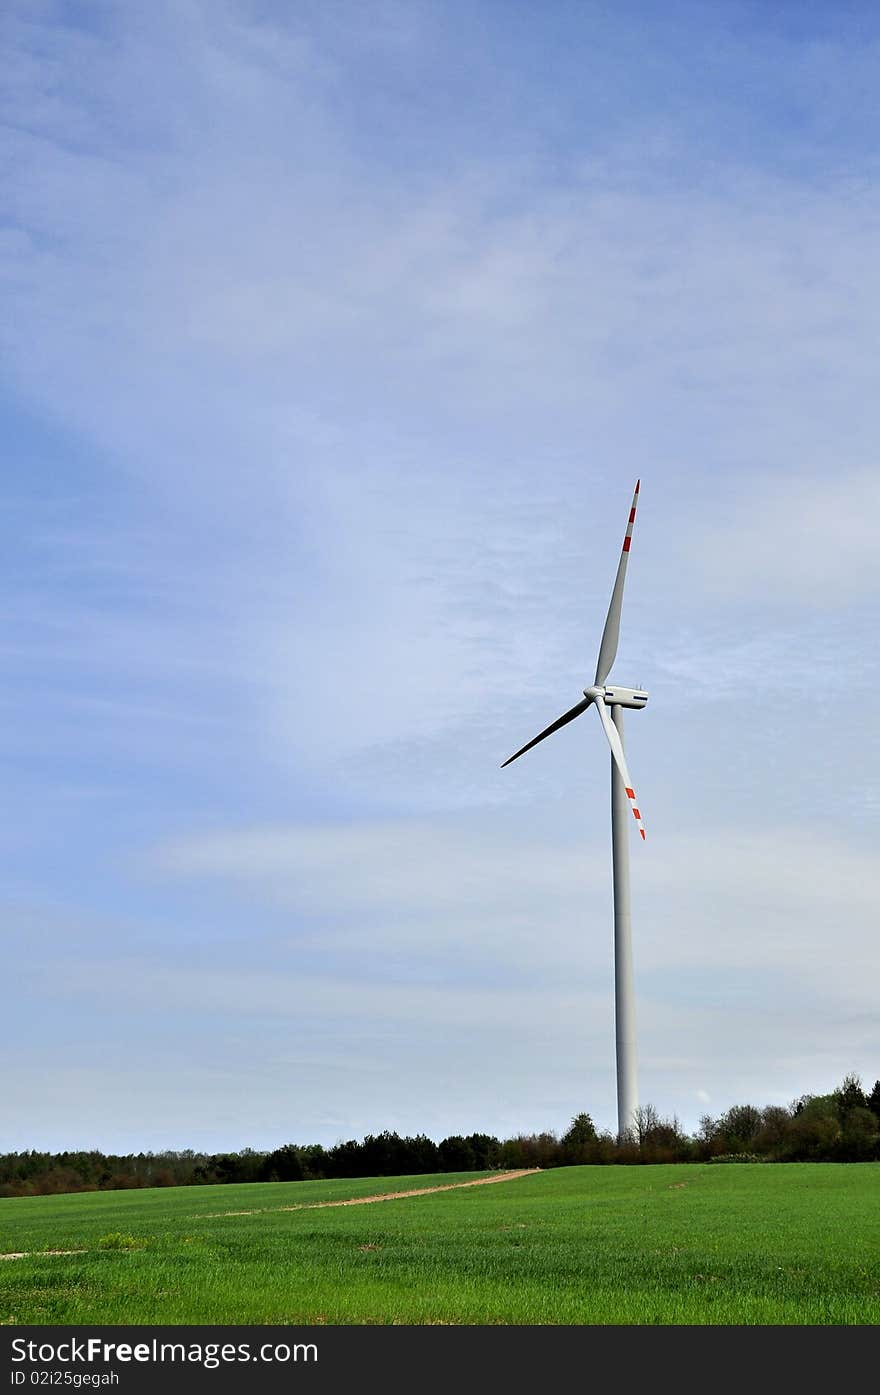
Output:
[
  {"xmin": 207, "ymin": 1167, "xmax": 542, "ymax": 1218},
  {"xmin": 0, "ymin": 1170, "xmax": 542, "ymax": 1258}
]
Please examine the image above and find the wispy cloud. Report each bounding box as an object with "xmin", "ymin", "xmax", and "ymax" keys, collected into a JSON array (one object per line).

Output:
[
  {"xmin": 690, "ymin": 467, "xmax": 880, "ymax": 605},
  {"xmin": 150, "ymin": 817, "xmax": 880, "ymax": 997}
]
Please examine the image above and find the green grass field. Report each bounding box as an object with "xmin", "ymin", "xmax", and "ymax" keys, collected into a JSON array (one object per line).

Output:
[{"xmin": 2, "ymin": 1164, "xmax": 878, "ymax": 1325}]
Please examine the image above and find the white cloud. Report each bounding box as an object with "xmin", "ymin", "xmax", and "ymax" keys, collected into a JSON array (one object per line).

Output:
[
  {"xmin": 149, "ymin": 817, "xmax": 880, "ymax": 1005},
  {"xmin": 23, "ymin": 798, "xmax": 875, "ymax": 1144},
  {"xmin": 689, "ymin": 467, "xmax": 880, "ymax": 605}
]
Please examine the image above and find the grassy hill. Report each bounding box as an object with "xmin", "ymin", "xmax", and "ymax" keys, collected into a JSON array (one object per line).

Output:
[{"xmin": 2, "ymin": 1164, "xmax": 878, "ymax": 1324}]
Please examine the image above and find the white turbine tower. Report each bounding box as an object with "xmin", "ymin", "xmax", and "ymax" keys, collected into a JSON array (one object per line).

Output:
[{"xmin": 502, "ymin": 481, "xmax": 646, "ymax": 1141}]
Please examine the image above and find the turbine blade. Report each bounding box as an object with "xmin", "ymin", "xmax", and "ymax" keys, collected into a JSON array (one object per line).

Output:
[
  {"xmin": 593, "ymin": 479, "xmax": 640, "ymax": 687},
  {"xmin": 593, "ymin": 695, "xmax": 646, "ymax": 840},
  {"xmin": 501, "ymin": 697, "xmax": 592, "ymax": 768}
]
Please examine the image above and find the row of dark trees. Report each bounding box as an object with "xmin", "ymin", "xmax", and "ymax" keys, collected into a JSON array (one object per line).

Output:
[{"xmin": 2, "ymin": 1074, "xmax": 877, "ymax": 1198}]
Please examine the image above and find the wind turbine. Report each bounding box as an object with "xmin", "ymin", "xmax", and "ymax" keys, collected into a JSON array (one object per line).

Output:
[{"xmin": 502, "ymin": 481, "xmax": 646, "ymax": 1141}]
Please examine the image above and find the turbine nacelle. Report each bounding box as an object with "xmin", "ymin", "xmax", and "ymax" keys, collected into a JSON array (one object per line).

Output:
[{"xmin": 584, "ymin": 685, "xmax": 648, "ymax": 710}]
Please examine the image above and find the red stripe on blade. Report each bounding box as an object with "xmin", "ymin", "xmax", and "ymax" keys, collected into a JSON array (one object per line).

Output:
[
  {"xmin": 639, "ymin": 828, "xmax": 646, "ymax": 839},
  {"xmin": 622, "ymin": 536, "xmax": 631, "ymax": 551},
  {"xmin": 629, "ymin": 508, "xmax": 636, "ymax": 523},
  {"xmin": 625, "ymin": 787, "xmax": 635, "ymax": 798}
]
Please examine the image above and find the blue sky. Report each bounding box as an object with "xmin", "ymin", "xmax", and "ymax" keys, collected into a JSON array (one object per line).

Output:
[{"xmin": 2, "ymin": 0, "xmax": 878, "ymax": 1153}]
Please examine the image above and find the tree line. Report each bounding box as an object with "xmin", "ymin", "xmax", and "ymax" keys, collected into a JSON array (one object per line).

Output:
[{"xmin": 2, "ymin": 1073, "xmax": 877, "ymax": 1198}]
